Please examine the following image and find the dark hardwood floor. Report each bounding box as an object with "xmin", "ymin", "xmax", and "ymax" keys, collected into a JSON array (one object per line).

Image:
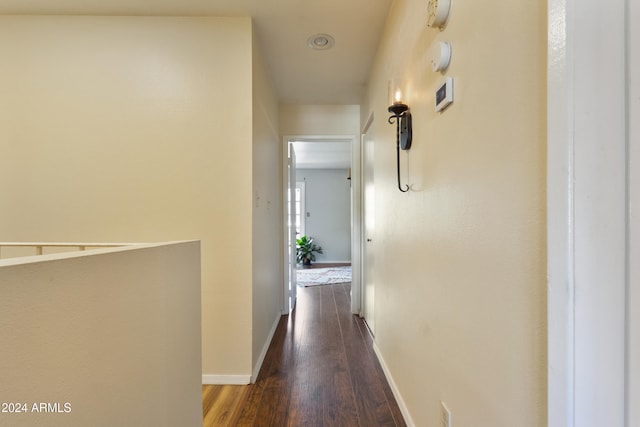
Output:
[{"xmin": 202, "ymin": 282, "xmax": 406, "ymax": 426}]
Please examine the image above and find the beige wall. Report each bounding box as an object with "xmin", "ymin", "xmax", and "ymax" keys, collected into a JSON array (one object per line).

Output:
[
  {"xmin": 251, "ymin": 29, "xmax": 283, "ymax": 377},
  {"xmin": 280, "ymin": 104, "xmax": 360, "ymax": 136},
  {"xmin": 365, "ymin": 0, "xmax": 547, "ymax": 425},
  {"xmin": 0, "ymin": 242, "xmax": 202, "ymax": 426},
  {"xmin": 0, "ymin": 16, "xmax": 255, "ymax": 378}
]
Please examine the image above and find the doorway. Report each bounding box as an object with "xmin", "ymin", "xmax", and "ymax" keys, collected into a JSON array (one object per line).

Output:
[{"xmin": 282, "ymin": 135, "xmax": 359, "ymax": 314}]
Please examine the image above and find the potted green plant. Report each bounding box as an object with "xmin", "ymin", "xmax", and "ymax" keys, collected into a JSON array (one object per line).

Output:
[{"xmin": 296, "ymin": 235, "xmax": 323, "ymax": 266}]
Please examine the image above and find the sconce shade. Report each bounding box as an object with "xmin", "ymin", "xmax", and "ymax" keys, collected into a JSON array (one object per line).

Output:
[{"xmin": 388, "ymin": 79, "xmax": 407, "ymax": 106}]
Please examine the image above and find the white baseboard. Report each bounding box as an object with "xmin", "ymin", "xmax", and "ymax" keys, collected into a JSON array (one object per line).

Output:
[
  {"xmin": 372, "ymin": 342, "xmax": 415, "ymax": 427},
  {"xmin": 314, "ymin": 260, "xmax": 351, "ymax": 264},
  {"xmin": 251, "ymin": 314, "xmax": 282, "ymax": 383},
  {"xmin": 202, "ymin": 375, "xmax": 251, "ymax": 385},
  {"xmin": 202, "ymin": 314, "xmax": 282, "ymax": 386}
]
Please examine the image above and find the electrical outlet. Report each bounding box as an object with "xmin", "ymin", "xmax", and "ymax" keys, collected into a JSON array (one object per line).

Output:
[{"xmin": 441, "ymin": 401, "xmax": 452, "ymax": 427}]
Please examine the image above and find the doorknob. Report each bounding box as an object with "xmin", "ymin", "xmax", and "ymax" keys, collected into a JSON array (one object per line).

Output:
[{"xmin": 366, "ymin": 238, "xmax": 372, "ymax": 242}]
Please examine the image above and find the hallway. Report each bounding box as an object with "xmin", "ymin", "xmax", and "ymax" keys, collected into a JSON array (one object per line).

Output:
[{"xmin": 202, "ymin": 282, "xmax": 406, "ymax": 426}]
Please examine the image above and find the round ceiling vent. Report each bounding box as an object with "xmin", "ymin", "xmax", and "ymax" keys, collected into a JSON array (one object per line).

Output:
[{"xmin": 306, "ymin": 33, "xmax": 335, "ymax": 50}]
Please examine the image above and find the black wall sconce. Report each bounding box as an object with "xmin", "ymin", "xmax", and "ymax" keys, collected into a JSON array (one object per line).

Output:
[{"xmin": 387, "ymin": 80, "xmax": 412, "ymax": 192}]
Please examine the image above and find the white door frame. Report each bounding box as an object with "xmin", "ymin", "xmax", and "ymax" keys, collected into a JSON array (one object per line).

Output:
[
  {"xmin": 295, "ymin": 181, "xmax": 306, "ymax": 239},
  {"xmin": 359, "ymin": 112, "xmax": 374, "ymax": 325},
  {"xmin": 282, "ymin": 142, "xmax": 298, "ymax": 314},
  {"xmin": 547, "ymin": 0, "xmax": 631, "ymax": 425},
  {"xmin": 281, "ymin": 135, "xmax": 361, "ymax": 314}
]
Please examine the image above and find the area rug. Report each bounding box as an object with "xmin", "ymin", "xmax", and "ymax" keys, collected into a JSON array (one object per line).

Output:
[{"xmin": 297, "ymin": 266, "xmax": 352, "ymax": 287}]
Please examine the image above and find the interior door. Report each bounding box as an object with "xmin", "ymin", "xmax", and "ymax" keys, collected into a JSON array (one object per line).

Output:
[
  {"xmin": 287, "ymin": 143, "xmax": 298, "ymax": 312},
  {"xmin": 362, "ymin": 120, "xmax": 376, "ymax": 334}
]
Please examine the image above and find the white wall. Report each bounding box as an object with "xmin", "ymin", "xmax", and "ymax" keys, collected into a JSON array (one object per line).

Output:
[
  {"xmin": 0, "ymin": 241, "xmax": 202, "ymax": 426},
  {"xmin": 365, "ymin": 0, "xmax": 546, "ymax": 425},
  {"xmin": 0, "ymin": 16, "xmax": 255, "ymax": 380},
  {"xmin": 297, "ymin": 168, "xmax": 351, "ymax": 263}
]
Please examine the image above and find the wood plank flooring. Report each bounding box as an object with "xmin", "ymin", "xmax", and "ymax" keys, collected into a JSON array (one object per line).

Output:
[{"xmin": 202, "ymin": 282, "xmax": 406, "ymax": 427}]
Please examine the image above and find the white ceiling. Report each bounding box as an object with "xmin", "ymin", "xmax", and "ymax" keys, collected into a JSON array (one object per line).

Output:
[{"xmin": 0, "ymin": 0, "xmax": 393, "ymax": 105}]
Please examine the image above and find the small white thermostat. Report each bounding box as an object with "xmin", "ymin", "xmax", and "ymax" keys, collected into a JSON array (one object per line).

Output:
[{"xmin": 435, "ymin": 77, "xmax": 453, "ymax": 112}]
